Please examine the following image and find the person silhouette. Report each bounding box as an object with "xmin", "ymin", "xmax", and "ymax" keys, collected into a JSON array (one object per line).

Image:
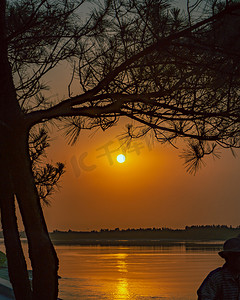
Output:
[{"xmin": 197, "ymin": 237, "xmax": 240, "ymax": 299}]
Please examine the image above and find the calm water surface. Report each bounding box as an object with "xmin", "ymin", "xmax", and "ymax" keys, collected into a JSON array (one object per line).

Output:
[{"xmin": 54, "ymin": 244, "xmax": 223, "ymax": 300}]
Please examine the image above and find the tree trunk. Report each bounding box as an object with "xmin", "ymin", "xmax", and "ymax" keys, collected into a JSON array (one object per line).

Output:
[
  {"xmin": 10, "ymin": 129, "xmax": 59, "ymax": 300},
  {"xmin": 0, "ymin": 197, "xmax": 33, "ymax": 300},
  {"xmin": 0, "ymin": 1, "xmax": 59, "ymax": 299},
  {"xmin": 0, "ymin": 1, "xmax": 33, "ymax": 299},
  {"xmin": 0, "ymin": 128, "xmax": 59, "ymax": 300},
  {"xmin": 0, "ymin": 133, "xmax": 33, "ymax": 300}
]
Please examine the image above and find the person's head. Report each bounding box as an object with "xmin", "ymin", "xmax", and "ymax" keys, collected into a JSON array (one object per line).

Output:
[{"xmin": 219, "ymin": 237, "xmax": 240, "ymax": 273}]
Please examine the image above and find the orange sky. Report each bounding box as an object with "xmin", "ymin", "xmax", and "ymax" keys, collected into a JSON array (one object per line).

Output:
[
  {"xmin": 25, "ymin": 59, "xmax": 240, "ymax": 232},
  {"xmin": 40, "ymin": 122, "xmax": 240, "ymax": 231}
]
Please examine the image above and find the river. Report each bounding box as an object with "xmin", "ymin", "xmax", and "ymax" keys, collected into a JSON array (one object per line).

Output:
[{"xmin": 53, "ymin": 243, "xmax": 224, "ymax": 300}]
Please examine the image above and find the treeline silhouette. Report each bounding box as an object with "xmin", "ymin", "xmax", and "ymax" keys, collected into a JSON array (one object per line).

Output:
[{"xmin": 48, "ymin": 225, "xmax": 240, "ymax": 245}]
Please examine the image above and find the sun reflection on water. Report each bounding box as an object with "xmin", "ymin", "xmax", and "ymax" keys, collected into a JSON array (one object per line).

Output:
[
  {"xmin": 114, "ymin": 278, "xmax": 130, "ymax": 299},
  {"xmin": 113, "ymin": 253, "xmax": 131, "ymax": 299},
  {"xmin": 116, "ymin": 253, "xmax": 128, "ymax": 273}
]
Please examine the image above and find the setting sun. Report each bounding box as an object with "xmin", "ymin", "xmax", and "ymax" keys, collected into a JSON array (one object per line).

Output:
[{"xmin": 117, "ymin": 154, "xmax": 126, "ymax": 163}]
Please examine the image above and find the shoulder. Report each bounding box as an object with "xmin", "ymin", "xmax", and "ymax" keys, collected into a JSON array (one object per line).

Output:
[
  {"xmin": 197, "ymin": 267, "xmax": 223, "ymax": 298},
  {"xmin": 202, "ymin": 267, "xmax": 224, "ymax": 287},
  {"xmin": 206, "ymin": 267, "xmax": 224, "ymax": 282}
]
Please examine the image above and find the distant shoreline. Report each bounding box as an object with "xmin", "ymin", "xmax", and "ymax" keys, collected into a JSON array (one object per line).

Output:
[
  {"xmin": 48, "ymin": 225, "xmax": 240, "ymax": 247},
  {"xmin": 1, "ymin": 225, "xmax": 238, "ymax": 247}
]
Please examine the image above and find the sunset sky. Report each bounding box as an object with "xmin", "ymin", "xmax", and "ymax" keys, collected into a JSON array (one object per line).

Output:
[{"xmin": 42, "ymin": 115, "xmax": 240, "ymax": 231}]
